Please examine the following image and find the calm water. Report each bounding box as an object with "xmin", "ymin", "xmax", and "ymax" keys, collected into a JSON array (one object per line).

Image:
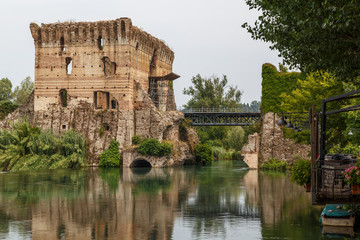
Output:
[{"xmin": 0, "ymin": 161, "xmax": 344, "ymax": 240}]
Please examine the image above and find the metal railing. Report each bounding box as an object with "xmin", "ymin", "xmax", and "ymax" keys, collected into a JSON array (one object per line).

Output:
[{"xmin": 177, "ymin": 107, "xmax": 259, "ymax": 113}]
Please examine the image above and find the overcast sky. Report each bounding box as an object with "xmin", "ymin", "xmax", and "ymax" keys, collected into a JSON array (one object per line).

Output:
[{"xmin": 0, "ymin": 0, "xmax": 282, "ymax": 106}]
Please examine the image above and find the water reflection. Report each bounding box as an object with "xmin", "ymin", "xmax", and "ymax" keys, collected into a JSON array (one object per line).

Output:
[{"xmin": 0, "ymin": 162, "xmax": 326, "ymax": 239}]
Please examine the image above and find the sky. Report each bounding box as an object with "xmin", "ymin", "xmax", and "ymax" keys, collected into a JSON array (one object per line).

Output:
[{"xmin": 0, "ymin": 0, "xmax": 282, "ymax": 106}]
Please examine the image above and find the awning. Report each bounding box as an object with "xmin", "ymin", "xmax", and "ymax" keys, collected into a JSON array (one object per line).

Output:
[{"xmin": 149, "ymin": 72, "xmax": 180, "ymax": 81}]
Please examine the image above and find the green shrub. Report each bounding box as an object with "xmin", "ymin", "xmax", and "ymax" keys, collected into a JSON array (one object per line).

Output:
[
  {"xmin": 0, "ymin": 100, "xmax": 18, "ymax": 120},
  {"xmin": 0, "ymin": 120, "xmax": 87, "ymax": 171},
  {"xmin": 212, "ymin": 146, "xmax": 232, "ymax": 160},
  {"xmin": 137, "ymin": 138, "xmax": 172, "ymax": 157},
  {"xmin": 329, "ymin": 143, "xmax": 360, "ymax": 156},
  {"xmin": 132, "ymin": 135, "xmax": 142, "ymax": 145},
  {"xmin": 231, "ymin": 151, "xmax": 243, "ymax": 161},
  {"xmin": 291, "ymin": 158, "xmax": 311, "ymax": 186},
  {"xmin": 261, "ymin": 158, "xmax": 287, "ymax": 171},
  {"xmin": 99, "ymin": 140, "xmax": 121, "ymax": 168},
  {"xmin": 194, "ymin": 143, "xmax": 213, "ymax": 166}
]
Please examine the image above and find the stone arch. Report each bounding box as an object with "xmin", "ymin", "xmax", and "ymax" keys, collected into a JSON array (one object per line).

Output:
[{"xmin": 130, "ymin": 159, "xmax": 152, "ymax": 168}]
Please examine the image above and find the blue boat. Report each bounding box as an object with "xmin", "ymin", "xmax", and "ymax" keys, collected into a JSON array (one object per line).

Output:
[{"xmin": 320, "ymin": 204, "xmax": 355, "ymax": 227}]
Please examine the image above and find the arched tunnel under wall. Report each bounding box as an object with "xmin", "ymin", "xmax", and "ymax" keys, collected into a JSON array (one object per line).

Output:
[{"xmin": 130, "ymin": 159, "xmax": 152, "ymax": 168}]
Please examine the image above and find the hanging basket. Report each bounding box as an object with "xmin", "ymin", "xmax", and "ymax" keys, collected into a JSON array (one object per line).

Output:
[{"xmin": 351, "ymin": 185, "xmax": 360, "ymax": 195}]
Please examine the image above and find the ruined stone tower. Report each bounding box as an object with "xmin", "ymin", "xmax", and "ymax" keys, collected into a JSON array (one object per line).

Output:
[
  {"xmin": 3, "ymin": 18, "xmax": 199, "ymax": 166},
  {"xmin": 29, "ymin": 18, "xmax": 178, "ymax": 112}
]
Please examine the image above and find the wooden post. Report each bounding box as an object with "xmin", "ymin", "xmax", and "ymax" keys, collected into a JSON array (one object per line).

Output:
[{"xmin": 310, "ymin": 105, "xmax": 319, "ymax": 205}]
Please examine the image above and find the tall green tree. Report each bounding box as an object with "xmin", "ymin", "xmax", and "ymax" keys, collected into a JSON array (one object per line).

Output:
[
  {"xmin": 183, "ymin": 74, "xmax": 242, "ymax": 109},
  {"xmin": 242, "ymin": 0, "xmax": 360, "ymax": 80},
  {"xmin": 280, "ymin": 71, "xmax": 343, "ymax": 113},
  {"xmin": 280, "ymin": 71, "xmax": 345, "ymax": 148},
  {"xmin": 183, "ymin": 74, "xmax": 246, "ymax": 154},
  {"xmin": 240, "ymin": 100, "xmax": 261, "ymax": 112},
  {"xmin": 13, "ymin": 76, "xmax": 34, "ymax": 105},
  {"xmin": 0, "ymin": 78, "xmax": 12, "ymax": 101}
]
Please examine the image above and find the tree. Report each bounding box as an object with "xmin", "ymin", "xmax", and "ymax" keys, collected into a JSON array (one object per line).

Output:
[
  {"xmin": 280, "ymin": 71, "xmax": 345, "ymax": 148},
  {"xmin": 183, "ymin": 74, "xmax": 242, "ymax": 109},
  {"xmin": 0, "ymin": 78, "xmax": 12, "ymax": 101},
  {"xmin": 242, "ymin": 1, "xmax": 360, "ymax": 80},
  {"xmin": 183, "ymin": 74, "xmax": 248, "ymax": 156},
  {"xmin": 224, "ymin": 126, "xmax": 245, "ymax": 151},
  {"xmin": 280, "ymin": 71, "xmax": 343, "ymax": 113},
  {"xmin": 0, "ymin": 101, "xmax": 18, "ymax": 120},
  {"xmin": 13, "ymin": 76, "xmax": 34, "ymax": 105},
  {"xmin": 240, "ymin": 100, "xmax": 261, "ymax": 112}
]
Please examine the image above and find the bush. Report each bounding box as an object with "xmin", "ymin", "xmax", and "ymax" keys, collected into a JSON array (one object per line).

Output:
[
  {"xmin": 212, "ymin": 146, "xmax": 232, "ymax": 160},
  {"xmin": 99, "ymin": 140, "xmax": 121, "ymax": 168},
  {"xmin": 0, "ymin": 100, "xmax": 18, "ymax": 120},
  {"xmin": 261, "ymin": 158, "xmax": 287, "ymax": 171},
  {"xmin": 137, "ymin": 138, "xmax": 172, "ymax": 157},
  {"xmin": 0, "ymin": 120, "xmax": 87, "ymax": 171},
  {"xmin": 231, "ymin": 151, "xmax": 243, "ymax": 161},
  {"xmin": 132, "ymin": 135, "xmax": 142, "ymax": 145},
  {"xmin": 291, "ymin": 158, "xmax": 311, "ymax": 186},
  {"xmin": 194, "ymin": 143, "xmax": 213, "ymax": 166},
  {"xmin": 330, "ymin": 143, "xmax": 360, "ymax": 156}
]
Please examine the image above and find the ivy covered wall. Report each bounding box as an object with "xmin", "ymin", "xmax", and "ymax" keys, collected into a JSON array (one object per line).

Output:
[{"xmin": 261, "ymin": 63, "xmax": 305, "ymax": 114}]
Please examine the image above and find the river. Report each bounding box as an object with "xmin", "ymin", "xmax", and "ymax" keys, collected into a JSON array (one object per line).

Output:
[{"xmin": 0, "ymin": 161, "xmax": 339, "ymax": 239}]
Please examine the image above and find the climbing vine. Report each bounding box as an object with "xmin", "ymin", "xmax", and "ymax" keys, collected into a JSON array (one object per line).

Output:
[{"xmin": 261, "ymin": 63, "xmax": 304, "ymax": 114}]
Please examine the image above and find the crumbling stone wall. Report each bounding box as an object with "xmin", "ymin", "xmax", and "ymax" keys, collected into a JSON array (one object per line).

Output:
[
  {"xmin": 1, "ymin": 81, "xmax": 198, "ymax": 166},
  {"xmin": 241, "ymin": 133, "xmax": 260, "ymax": 169},
  {"xmin": 29, "ymin": 18, "xmax": 176, "ymax": 112},
  {"xmin": 3, "ymin": 18, "xmax": 197, "ymax": 167},
  {"xmin": 259, "ymin": 112, "xmax": 310, "ymax": 164},
  {"xmin": 242, "ymin": 112, "xmax": 310, "ymax": 168}
]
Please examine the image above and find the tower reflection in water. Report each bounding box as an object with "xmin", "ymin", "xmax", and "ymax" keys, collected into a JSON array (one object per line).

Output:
[{"xmin": 0, "ymin": 162, "xmax": 324, "ymax": 240}]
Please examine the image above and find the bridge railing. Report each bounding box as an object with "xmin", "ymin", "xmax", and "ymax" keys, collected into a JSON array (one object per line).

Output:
[{"xmin": 177, "ymin": 107, "xmax": 259, "ymax": 113}]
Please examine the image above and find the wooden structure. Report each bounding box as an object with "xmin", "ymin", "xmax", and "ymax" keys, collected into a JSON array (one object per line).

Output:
[{"xmin": 311, "ymin": 90, "xmax": 360, "ymax": 204}]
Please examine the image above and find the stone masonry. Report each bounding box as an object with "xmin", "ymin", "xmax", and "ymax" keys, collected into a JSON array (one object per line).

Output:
[
  {"xmin": 242, "ymin": 112, "xmax": 310, "ymax": 168},
  {"xmin": 1, "ymin": 18, "xmax": 199, "ymax": 166}
]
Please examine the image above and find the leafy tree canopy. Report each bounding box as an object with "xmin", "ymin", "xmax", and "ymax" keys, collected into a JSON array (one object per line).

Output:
[
  {"xmin": 13, "ymin": 76, "xmax": 34, "ymax": 105},
  {"xmin": 243, "ymin": 0, "xmax": 360, "ymax": 80},
  {"xmin": 0, "ymin": 78, "xmax": 12, "ymax": 101},
  {"xmin": 183, "ymin": 74, "xmax": 248, "ymax": 157},
  {"xmin": 183, "ymin": 74, "xmax": 242, "ymax": 109},
  {"xmin": 280, "ymin": 71, "xmax": 343, "ymax": 113},
  {"xmin": 240, "ymin": 100, "xmax": 261, "ymax": 112}
]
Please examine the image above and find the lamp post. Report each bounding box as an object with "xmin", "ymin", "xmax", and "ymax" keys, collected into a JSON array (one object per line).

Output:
[
  {"xmin": 286, "ymin": 118, "xmax": 294, "ymax": 128},
  {"xmin": 277, "ymin": 112, "xmax": 287, "ymax": 126}
]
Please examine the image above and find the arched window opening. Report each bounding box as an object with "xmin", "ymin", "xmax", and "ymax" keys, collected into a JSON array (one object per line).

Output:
[
  {"xmin": 66, "ymin": 57, "xmax": 72, "ymax": 74},
  {"xmin": 60, "ymin": 37, "xmax": 65, "ymax": 52},
  {"xmin": 121, "ymin": 21, "xmax": 126, "ymax": 36},
  {"xmin": 97, "ymin": 36, "xmax": 103, "ymax": 50},
  {"xmin": 59, "ymin": 89, "xmax": 68, "ymax": 107}
]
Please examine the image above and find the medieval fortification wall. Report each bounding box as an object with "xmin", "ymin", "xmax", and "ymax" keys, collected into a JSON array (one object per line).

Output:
[{"xmin": 1, "ymin": 18, "xmax": 198, "ymax": 166}]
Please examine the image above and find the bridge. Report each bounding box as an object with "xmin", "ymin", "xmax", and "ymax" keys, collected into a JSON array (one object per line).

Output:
[{"xmin": 178, "ymin": 108, "xmax": 261, "ymax": 126}]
